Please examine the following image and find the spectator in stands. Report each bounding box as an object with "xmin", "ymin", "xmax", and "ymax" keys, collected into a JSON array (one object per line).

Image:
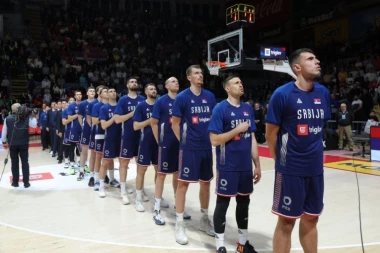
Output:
[{"xmin": 336, "ymin": 103, "xmax": 354, "ymax": 151}]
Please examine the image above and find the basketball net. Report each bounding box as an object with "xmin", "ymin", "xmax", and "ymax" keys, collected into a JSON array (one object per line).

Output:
[{"xmin": 206, "ymin": 61, "xmax": 226, "ymax": 76}]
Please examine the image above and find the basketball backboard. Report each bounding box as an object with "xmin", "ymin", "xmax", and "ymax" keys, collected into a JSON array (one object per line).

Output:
[{"xmin": 207, "ymin": 28, "xmax": 243, "ymax": 74}]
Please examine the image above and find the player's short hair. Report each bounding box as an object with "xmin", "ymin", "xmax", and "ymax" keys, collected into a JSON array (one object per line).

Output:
[
  {"xmin": 144, "ymin": 83, "xmax": 156, "ymax": 90},
  {"xmin": 57, "ymin": 100, "xmax": 62, "ymax": 104},
  {"xmin": 74, "ymin": 90, "xmax": 82, "ymax": 95},
  {"xmin": 186, "ymin": 65, "xmax": 201, "ymax": 76},
  {"xmin": 99, "ymin": 86, "xmax": 108, "ymax": 94},
  {"xmin": 96, "ymin": 85, "xmax": 105, "ymax": 93},
  {"xmin": 289, "ymin": 48, "xmax": 316, "ymax": 74},
  {"xmin": 87, "ymin": 86, "xmax": 95, "ymax": 92},
  {"xmin": 127, "ymin": 77, "xmax": 138, "ymax": 84},
  {"xmin": 222, "ymin": 75, "xmax": 239, "ymax": 89},
  {"xmin": 107, "ymin": 86, "xmax": 116, "ymax": 92}
]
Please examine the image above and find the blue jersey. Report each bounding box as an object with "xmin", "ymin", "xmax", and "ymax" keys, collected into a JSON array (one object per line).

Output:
[
  {"xmin": 114, "ymin": 94, "xmax": 145, "ymax": 139},
  {"xmin": 208, "ymin": 100, "xmax": 256, "ymax": 172},
  {"xmin": 172, "ymin": 88, "xmax": 216, "ymax": 150},
  {"xmin": 66, "ymin": 102, "xmax": 81, "ymax": 132},
  {"xmin": 132, "ymin": 100, "xmax": 154, "ymax": 143},
  {"xmin": 265, "ymin": 81, "xmax": 331, "ymax": 176},
  {"xmin": 62, "ymin": 109, "xmax": 70, "ymax": 132},
  {"xmin": 99, "ymin": 104, "xmax": 121, "ymax": 141},
  {"xmin": 86, "ymin": 99, "xmax": 98, "ymax": 122},
  {"xmin": 91, "ymin": 101, "xmax": 105, "ymax": 135},
  {"xmin": 78, "ymin": 100, "xmax": 89, "ymax": 125},
  {"xmin": 152, "ymin": 94, "xmax": 177, "ymax": 147}
]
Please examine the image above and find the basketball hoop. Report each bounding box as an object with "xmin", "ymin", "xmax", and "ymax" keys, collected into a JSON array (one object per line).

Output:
[{"xmin": 206, "ymin": 61, "xmax": 226, "ymax": 76}]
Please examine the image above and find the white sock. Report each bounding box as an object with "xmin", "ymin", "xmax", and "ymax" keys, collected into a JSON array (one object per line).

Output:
[
  {"xmin": 108, "ymin": 169, "xmax": 114, "ymax": 181},
  {"xmin": 201, "ymin": 208, "xmax": 208, "ymax": 218},
  {"xmin": 80, "ymin": 167, "xmax": 84, "ymax": 173},
  {"xmin": 215, "ymin": 233, "xmax": 225, "ymax": 250},
  {"xmin": 154, "ymin": 197, "xmax": 161, "ymax": 211},
  {"xmin": 176, "ymin": 212, "xmax": 184, "ymax": 222},
  {"xmin": 76, "ymin": 157, "xmax": 80, "ymax": 163},
  {"xmin": 99, "ymin": 179, "xmax": 105, "ymax": 190},
  {"xmin": 136, "ymin": 189, "xmax": 142, "ymax": 201},
  {"xmin": 70, "ymin": 162, "xmax": 74, "ymax": 166},
  {"xmin": 94, "ymin": 172, "xmax": 99, "ymax": 181},
  {"xmin": 238, "ymin": 229, "xmax": 248, "ymax": 245},
  {"xmin": 65, "ymin": 158, "xmax": 69, "ymax": 163},
  {"xmin": 90, "ymin": 171, "xmax": 94, "ymax": 177},
  {"xmin": 120, "ymin": 183, "xmax": 126, "ymax": 195}
]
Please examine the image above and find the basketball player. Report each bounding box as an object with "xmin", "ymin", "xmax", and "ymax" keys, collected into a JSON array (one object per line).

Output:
[
  {"xmin": 265, "ymin": 48, "xmax": 331, "ymax": 253},
  {"xmin": 87, "ymin": 85, "xmax": 104, "ymax": 187},
  {"xmin": 77, "ymin": 87, "xmax": 96, "ymax": 177},
  {"xmin": 114, "ymin": 77, "xmax": 145, "ymax": 204},
  {"xmin": 66, "ymin": 91, "xmax": 82, "ymax": 176},
  {"xmin": 132, "ymin": 83, "xmax": 158, "ymax": 211},
  {"xmin": 208, "ymin": 76, "xmax": 261, "ymax": 253},
  {"xmin": 91, "ymin": 87, "xmax": 118, "ymax": 190},
  {"xmin": 171, "ymin": 65, "xmax": 217, "ymax": 245},
  {"xmin": 151, "ymin": 77, "xmax": 190, "ymax": 225},
  {"xmin": 97, "ymin": 87, "xmax": 121, "ymax": 198},
  {"xmin": 62, "ymin": 97, "xmax": 75, "ymax": 169}
]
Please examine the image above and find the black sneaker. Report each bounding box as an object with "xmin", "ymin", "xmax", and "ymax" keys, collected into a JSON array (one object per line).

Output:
[
  {"xmin": 104, "ymin": 175, "xmax": 109, "ymax": 184},
  {"xmin": 217, "ymin": 246, "xmax": 227, "ymax": 253},
  {"xmin": 11, "ymin": 182, "xmax": 19, "ymax": 187},
  {"xmin": 24, "ymin": 182, "xmax": 31, "ymax": 188},
  {"xmin": 236, "ymin": 241, "xmax": 257, "ymax": 253},
  {"xmin": 88, "ymin": 177, "xmax": 95, "ymax": 187}
]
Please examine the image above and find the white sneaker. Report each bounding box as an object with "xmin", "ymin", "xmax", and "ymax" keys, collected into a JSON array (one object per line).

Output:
[
  {"xmin": 98, "ymin": 189, "xmax": 106, "ymax": 198},
  {"xmin": 64, "ymin": 163, "xmax": 69, "ymax": 169},
  {"xmin": 175, "ymin": 221, "xmax": 188, "ymax": 245},
  {"xmin": 142, "ymin": 190, "xmax": 149, "ymax": 202},
  {"xmin": 121, "ymin": 194, "xmax": 130, "ymax": 205},
  {"xmin": 199, "ymin": 216, "xmax": 215, "ymax": 237},
  {"xmin": 160, "ymin": 198, "xmax": 169, "ymax": 208},
  {"xmin": 153, "ymin": 210, "xmax": 165, "ymax": 225},
  {"xmin": 135, "ymin": 200, "xmax": 145, "ymax": 212},
  {"xmin": 126, "ymin": 187, "xmax": 134, "ymax": 194},
  {"xmin": 183, "ymin": 211, "xmax": 191, "ymax": 220},
  {"xmin": 49, "ymin": 151, "xmax": 53, "ymax": 155}
]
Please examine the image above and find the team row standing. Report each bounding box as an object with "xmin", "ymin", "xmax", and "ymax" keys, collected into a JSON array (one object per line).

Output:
[{"xmin": 59, "ymin": 49, "xmax": 328, "ymax": 253}]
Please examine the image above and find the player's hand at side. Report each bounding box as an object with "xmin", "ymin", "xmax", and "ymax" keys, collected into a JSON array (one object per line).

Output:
[
  {"xmin": 236, "ymin": 121, "xmax": 249, "ymax": 133},
  {"xmin": 253, "ymin": 167, "xmax": 261, "ymax": 184}
]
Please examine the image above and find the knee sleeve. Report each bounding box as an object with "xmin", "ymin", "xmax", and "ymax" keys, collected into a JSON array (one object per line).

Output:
[
  {"xmin": 213, "ymin": 195, "xmax": 231, "ymax": 234},
  {"xmin": 75, "ymin": 145, "xmax": 80, "ymax": 156},
  {"xmin": 236, "ymin": 195, "xmax": 250, "ymax": 230}
]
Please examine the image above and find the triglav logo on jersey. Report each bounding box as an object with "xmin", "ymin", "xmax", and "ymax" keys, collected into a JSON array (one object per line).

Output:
[
  {"xmin": 314, "ymin": 98, "xmax": 321, "ymax": 104},
  {"xmin": 297, "ymin": 124, "xmax": 322, "ymax": 136}
]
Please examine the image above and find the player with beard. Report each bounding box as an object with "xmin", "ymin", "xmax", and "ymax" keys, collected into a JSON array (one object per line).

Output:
[
  {"xmin": 77, "ymin": 87, "xmax": 96, "ymax": 178},
  {"xmin": 208, "ymin": 76, "xmax": 261, "ymax": 253},
  {"xmin": 97, "ymin": 87, "xmax": 121, "ymax": 198},
  {"xmin": 132, "ymin": 83, "xmax": 159, "ymax": 212},
  {"xmin": 171, "ymin": 65, "xmax": 217, "ymax": 245},
  {"xmin": 265, "ymin": 48, "xmax": 331, "ymax": 253},
  {"xmin": 114, "ymin": 77, "xmax": 145, "ymax": 205},
  {"xmin": 151, "ymin": 77, "xmax": 191, "ymax": 225}
]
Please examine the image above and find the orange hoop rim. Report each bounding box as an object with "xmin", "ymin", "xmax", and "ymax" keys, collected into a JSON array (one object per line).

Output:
[{"xmin": 206, "ymin": 61, "xmax": 227, "ymax": 68}]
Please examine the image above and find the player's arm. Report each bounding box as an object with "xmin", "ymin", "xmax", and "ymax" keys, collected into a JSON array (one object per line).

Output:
[
  {"xmin": 78, "ymin": 114, "xmax": 83, "ymax": 125},
  {"xmin": 151, "ymin": 118, "xmax": 159, "ymax": 143},
  {"xmin": 265, "ymin": 123, "xmax": 279, "ymax": 159},
  {"xmin": 133, "ymin": 118, "xmax": 151, "ymax": 130},
  {"xmin": 67, "ymin": 114, "xmax": 78, "ymax": 121},
  {"xmin": 101, "ymin": 117, "xmax": 115, "ymax": 130},
  {"xmin": 171, "ymin": 116, "xmax": 181, "ymax": 141},
  {"xmin": 62, "ymin": 117, "xmax": 70, "ymax": 125},
  {"xmin": 86, "ymin": 114, "xmax": 92, "ymax": 126},
  {"xmin": 209, "ymin": 123, "xmax": 248, "ymax": 146},
  {"xmin": 251, "ymin": 132, "xmax": 261, "ymax": 184},
  {"xmin": 115, "ymin": 111, "xmax": 134, "ymax": 124},
  {"xmin": 92, "ymin": 116, "xmax": 99, "ymax": 125}
]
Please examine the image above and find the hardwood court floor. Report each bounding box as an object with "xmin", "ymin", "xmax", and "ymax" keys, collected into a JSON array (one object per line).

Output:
[{"xmin": 0, "ymin": 145, "xmax": 379, "ymax": 253}]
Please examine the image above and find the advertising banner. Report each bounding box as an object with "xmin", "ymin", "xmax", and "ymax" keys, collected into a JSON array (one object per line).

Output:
[
  {"xmin": 315, "ymin": 18, "xmax": 349, "ymax": 47},
  {"xmin": 349, "ymin": 8, "xmax": 380, "ymax": 41}
]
